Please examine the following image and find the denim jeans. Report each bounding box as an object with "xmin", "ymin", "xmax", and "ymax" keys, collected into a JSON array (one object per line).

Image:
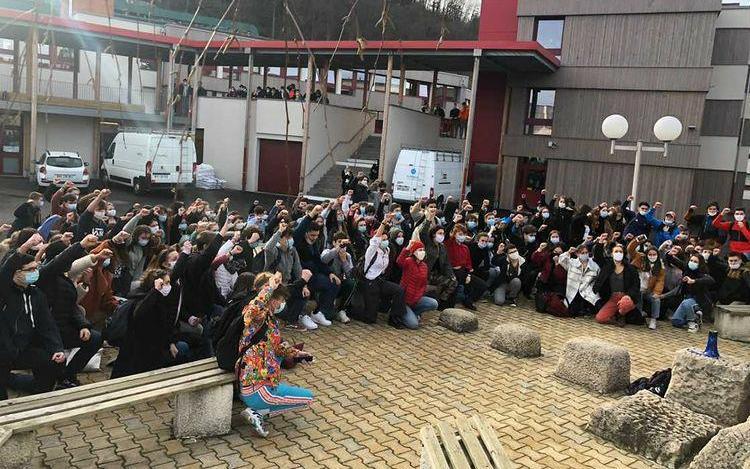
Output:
[
  {"xmin": 640, "ymin": 291, "xmax": 661, "ymax": 319},
  {"xmin": 671, "ymin": 298, "xmax": 698, "ymax": 328},
  {"xmin": 403, "ymin": 296, "xmax": 439, "ymax": 329},
  {"xmin": 493, "ymin": 278, "xmax": 522, "ymax": 305}
]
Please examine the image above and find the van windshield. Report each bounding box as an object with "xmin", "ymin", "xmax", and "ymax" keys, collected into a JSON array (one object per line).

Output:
[{"xmin": 46, "ymin": 156, "xmax": 82, "ymax": 168}]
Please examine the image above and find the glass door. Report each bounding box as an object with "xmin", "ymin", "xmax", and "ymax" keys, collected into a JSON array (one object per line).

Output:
[{"xmin": 0, "ymin": 115, "xmax": 23, "ymax": 175}]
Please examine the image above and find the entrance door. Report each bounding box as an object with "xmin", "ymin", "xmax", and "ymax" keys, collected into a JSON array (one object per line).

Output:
[
  {"xmin": 0, "ymin": 116, "xmax": 23, "ymax": 175},
  {"xmin": 258, "ymin": 139, "xmax": 302, "ymax": 195},
  {"xmin": 514, "ymin": 157, "xmax": 547, "ymax": 207}
]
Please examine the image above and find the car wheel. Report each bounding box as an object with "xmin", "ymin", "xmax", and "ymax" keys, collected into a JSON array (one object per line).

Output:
[{"xmin": 133, "ymin": 177, "xmax": 145, "ymax": 195}]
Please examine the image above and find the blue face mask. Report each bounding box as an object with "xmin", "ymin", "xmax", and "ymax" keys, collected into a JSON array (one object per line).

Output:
[
  {"xmin": 102, "ymin": 258, "xmax": 111, "ymax": 268},
  {"xmin": 688, "ymin": 261, "xmax": 699, "ymax": 271},
  {"xmin": 138, "ymin": 238, "xmax": 149, "ymax": 247},
  {"xmin": 467, "ymin": 221, "xmax": 477, "ymax": 230},
  {"xmin": 395, "ymin": 237, "xmax": 404, "ymax": 246},
  {"xmin": 178, "ymin": 223, "xmax": 188, "ymax": 231},
  {"xmin": 394, "ymin": 212, "xmax": 404, "ymax": 221},
  {"xmin": 24, "ymin": 270, "xmax": 40, "ymax": 285},
  {"xmin": 478, "ymin": 241, "xmax": 488, "ymax": 249},
  {"xmin": 360, "ymin": 207, "xmax": 367, "ymax": 215},
  {"xmin": 67, "ymin": 203, "xmax": 77, "ymax": 211},
  {"xmin": 486, "ymin": 218, "xmax": 496, "ymax": 227},
  {"xmin": 358, "ymin": 225, "xmax": 367, "ymax": 233},
  {"xmin": 380, "ymin": 240, "xmax": 389, "ymax": 250},
  {"xmin": 158, "ymin": 214, "xmax": 167, "ymax": 222},
  {"xmin": 286, "ymin": 238, "xmax": 295, "ymax": 249}
]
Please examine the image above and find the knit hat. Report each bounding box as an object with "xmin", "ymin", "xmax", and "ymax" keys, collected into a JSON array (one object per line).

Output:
[{"xmin": 410, "ymin": 240, "xmax": 425, "ymax": 252}]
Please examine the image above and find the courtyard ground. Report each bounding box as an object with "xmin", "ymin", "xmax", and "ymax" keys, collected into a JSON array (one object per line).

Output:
[{"xmin": 21, "ymin": 301, "xmax": 750, "ymax": 469}]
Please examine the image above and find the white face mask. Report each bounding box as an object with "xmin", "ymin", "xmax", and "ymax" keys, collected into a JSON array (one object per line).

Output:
[
  {"xmin": 415, "ymin": 250, "xmax": 426, "ymax": 261},
  {"xmin": 578, "ymin": 253, "xmax": 589, "ymax": 263},
  {"xmin": 149, "ymin": 226, "xmax": 159, "ymax": 234},
  {"xmin": 508, "ymin": 252, "xmax": 520, "ymax": 261},
  {"xmin": 106, "ymin": 209, "xmax": 116, "ymax": 217},
  {"xmin": 435, "ymin": 234, "xmax": 445, "ymax": 243},
  {"xmin": 550, "ymin": 236, "xmax": 560, "ymax": 244},
  {"xmin": 558, "ymin": 202, "xmax": 566, "ymax": 208},
  {"xmin": 94, "ymin": 210, "xmax": 106, "ymax": 219},
  {"xmin": 274, "ymin": 301, "xmax": 286, "ymax": 314},
  {"xmin": 729, "ymin": 261, "xmax": 741, "ymax": 270},
  {"xmin": 168, "ymin": 260, "xmax": 177, "ymax": 269},
  {"xmin": 735, "ymin": 214, "xmax": 745, "ymax": 222},
  {"xmin": 701, "ymin": 251, "xmax": 710, "ymax": 260},
  {"xmin": 647, "ymin": 255, "xmax": 658, "ymax": 263},
  {"xmin": 159, "ymin": 284, "xmax": 172, "ymax": 296},
  {"xmin": 613, "ymin": 252, "xmax": 624, "ymax": 262},
  {"xmin": 707, "ymin": 209, "xmax": 718, "ymax": 217}
]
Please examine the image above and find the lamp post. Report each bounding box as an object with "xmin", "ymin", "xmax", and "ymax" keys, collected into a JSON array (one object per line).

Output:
[{"xmin": 601, "ymin": 114, "xmax": 683, "ymax": 211}]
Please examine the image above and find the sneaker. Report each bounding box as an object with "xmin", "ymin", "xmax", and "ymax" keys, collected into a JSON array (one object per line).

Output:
[
  {"xmin": 648, "ymin": 318, "xmax": 657, "ymax": 330},
  {"xmin": 336, "ymin": 310, "xmax": 351, "ymax": 324},
  {"xmin": 388, "ymin": 316, "xmax": 404, "ymax": 329},
  {"xmin": 298, "ymin": 315, "xmax": 318, "ymax": 330},
  {"xmin": 241, "ymin": 408, "xmax": 269, "ymax": 438},
  {"xmin": 462, "ymin": 302, "xmax": 477, "ymax": 311},
  {"xmin": 687, "ymin": 322, "xmax": 699, "ymax": 333},
  {"xmin": 507, "ymin": 298, "xmax": 517, "ymax": 307},
  {"xmin": 694, "ymin": 310, "xmax": 703, "ymax": 329},
  {"xmin": 311, "ymin": 311, "xmax": 332, "ymax": 326}
]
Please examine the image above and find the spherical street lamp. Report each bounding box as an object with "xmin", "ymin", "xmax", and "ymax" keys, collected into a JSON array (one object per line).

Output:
[
  {"xmin": 653, "ymin": 116, "xmax": 683, "ymax": 142},
  {"xmin": 601, "ymin": 114, "xmax": 629, "ymax": 140}
]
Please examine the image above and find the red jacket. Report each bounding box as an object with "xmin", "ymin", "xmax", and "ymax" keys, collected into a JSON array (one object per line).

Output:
[
  {"xmin": 712, "ymin": 217, "xmax": 750, "ymax": 254},
  {"xmin": 445, "ymin": 237, "xmax": 473, "ymax": 271},
  {"xmin": 397, "ymin": 247, "xmax": 428, "ymax": 306}
]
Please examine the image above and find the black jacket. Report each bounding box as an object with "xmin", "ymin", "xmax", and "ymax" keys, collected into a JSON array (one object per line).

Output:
[
  {"xmin": 0, "ymin": 252, "xmax": 64, "ymax": 361},
  {"xmin": 663, "ymin": 254, "xmax": 716, "ymax": 314},
  {"xmin": 36, "ymin": 243, "xmax": 91, "ymax": 343},
  {"xmin": 175, "ymin": 233, "xmax": 224, "ymax": 320},
  {"xmin": 592, "ymin": 244, "xmax": 640, "ymax": 301}
]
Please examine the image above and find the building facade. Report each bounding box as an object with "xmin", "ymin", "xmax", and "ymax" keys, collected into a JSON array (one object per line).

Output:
[{"xmin": 486, "ymin": 0, "xmax": 746, "ymax": 214}]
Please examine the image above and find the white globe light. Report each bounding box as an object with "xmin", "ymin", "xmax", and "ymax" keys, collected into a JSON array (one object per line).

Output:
[
  {"xmin": 601, "ymin": 114, "xmax": 629, "ymax": 140},
  {"xmin": 653, "ymin": 116, "xmax": 683, "ymax": 142}
]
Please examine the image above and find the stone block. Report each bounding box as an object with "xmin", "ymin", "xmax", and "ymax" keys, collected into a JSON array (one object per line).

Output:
[
  {"xmin": 490, "ymin": 323, "xmax": 541, "ymax": 358},
  {"xmin": 0, "ymin": 430, "xmax": 37, "ymax": 469},
  {"xmin": 438, "ymin": 308, "xmax": 478, "ymax": 333},
  {"xmin": 714, "ymin": 304, "xmax": 750, "ymax": 343},
  {"xmin": 665, "ymin": 349, "xmax": 750, "ymax": 426},
  {"xmin": 173, "ymin": 383, "xmax": 233, "ymax": 438},
  {"xmin": 555, "ymin": 337, "xmax": 630, "ymax": 393},
  {"xmin": 689, "ymin": 419, "xmax": 750, "ymax": 469},
  {"xmin": 587, "ymin": 390, "xmax": 721, "ymax": 469}
]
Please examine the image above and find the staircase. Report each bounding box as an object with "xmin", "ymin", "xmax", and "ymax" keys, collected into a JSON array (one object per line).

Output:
[{"xmin": 308, "ymin": 135, "xmax": 382, "ymax": 198}]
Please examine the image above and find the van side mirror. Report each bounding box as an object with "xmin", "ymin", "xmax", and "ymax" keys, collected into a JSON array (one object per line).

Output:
[{"xmin": 84, "ymin": 162, "xmax": 89, "ymax": 166}]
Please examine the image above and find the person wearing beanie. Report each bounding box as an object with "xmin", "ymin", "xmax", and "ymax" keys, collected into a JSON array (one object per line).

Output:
[{"xmin": 397, "ymin": 239, "xmax": 437, "ymax": 329}]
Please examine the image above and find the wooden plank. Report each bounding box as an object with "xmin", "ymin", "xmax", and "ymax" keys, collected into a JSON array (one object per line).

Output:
[
  {"xmin": 6, "ymin": 374, "xmax": 233, "ymax": 434},
  {"xmin": 420, "ymin": 425, "xmax": 450, "ymax": 469},
  {"xmin": 0, "ymin": 359, "xmax": 217, "ymax": 415},
  {"xmin": 471, "ymin": 415, "xmax": 514, "ymax": 469},
  {"xmin": 0, "ymin": 369, "xmax": 232, "ymax": 426},
  {"xmin": 0, "ymin": 428, "xmax": 10, "ymax": 447},
  {"xmin": 455, "ymin": 418, "xmax": 493, "ymax": 469},
  {"xmin": 436, "ymin": 421, "xmax": 471, "ymax": 469}
]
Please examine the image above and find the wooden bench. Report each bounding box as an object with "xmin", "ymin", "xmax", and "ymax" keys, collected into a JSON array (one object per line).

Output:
[
  {"xmin": 0, "ymin": 358, "xmax": 234, "ymax": 468},
  {"xmin": 420, "ymin": 415, "xmax": 514, "ymax": 469}
]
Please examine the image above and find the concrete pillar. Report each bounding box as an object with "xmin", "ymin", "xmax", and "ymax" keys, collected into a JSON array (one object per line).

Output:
[
  {"xmin": 155, "ymin": 55, "xmax": 163, "ymax": 113},
  {"xmin": 94, "ymin": 48, "xmax": 101, "ymax": 102},
  {"xmin": 378, "ymin": 55, "xmax": 394, "ymax": 181},
  {"xmin": 11, "ymin": 39, "xmax": 19, "ymax": 93},
  {"xmin": 262, "ymin": 66, "xmax": 268, "ymax": 88},
  {"xmin": 166, "ymin": 48, "xmax": 175, "ymax": 131},
  {"xmin": 190, "ymin": 54, "xmax": 200, "ymax": 131},
  {"xmin": 428, "ymin": 70, "xmax": 438, "ymax": 109},
  {"xmin": 127, "ymin": 56, "xmax": 133, "ymax": 104},
  {"xmin": 398, "ymin": 61, "xmax": 406, "ymax": 105},
  {"xmin": 72, "ymin": 48, "xmax": 79, "ymax": 99},
  {"xmin": 242, "ymin": 51, "xmax": 254, "ymax": 192},
  {"xmin": 334, "ymin": 70, "xmax": 343, "ymax": 95},
  {"xmin": 300, "ymin": 54, "xmax": 314, "ymax": 193},
  {"xmin": 460, "ymin": 54, "xmax": 481, "ymax": 199},
  {"xmin": 27, "ymin": 25, "xmax": 38, "ymax": 177}
]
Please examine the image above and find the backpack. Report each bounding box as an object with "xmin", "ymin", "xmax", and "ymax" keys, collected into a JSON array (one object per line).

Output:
[
  {"xmin": 103, "ymin": 299, "xmax": 138, "ymax": 347},
  {"xmin": 214, "ymin": 296, "xmax": 270, "ymax": 372},
  {"xmin": 627, "ymin": 368, "xmax": 672, "ymax": 397}
]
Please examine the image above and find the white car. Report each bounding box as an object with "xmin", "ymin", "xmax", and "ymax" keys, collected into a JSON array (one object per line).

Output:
[{"xmin": 35, "ymin": 151, "xmax": 90, "ymax": 188}]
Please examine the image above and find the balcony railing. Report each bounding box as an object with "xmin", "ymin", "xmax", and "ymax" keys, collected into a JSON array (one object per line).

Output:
[{"xmin": 0, "ymin": 74, "xmax": 154, "ymax": 111}]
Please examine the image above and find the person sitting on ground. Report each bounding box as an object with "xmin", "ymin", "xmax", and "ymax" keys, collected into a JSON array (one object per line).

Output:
[
  {"xmin": 661, "ymin": 252, "xmax": 715, "ymax": 332},
  {"xmin": 707, "ymin": 250, "xmax": 749, "ymax": 305},
  {"xmin": 237, "ymin": 272, "xmax": 313, "ymax": 438},
  {"xmin": 11, "ymin": 191, "xmax": 43, "ymax": 232},
  {"xmin": 593, "ymin": 239, "xmax": 640, "ymax": 326},
  {"xmin": 0, "ymin": 234, "xmax": 66, "ymax": 400}
]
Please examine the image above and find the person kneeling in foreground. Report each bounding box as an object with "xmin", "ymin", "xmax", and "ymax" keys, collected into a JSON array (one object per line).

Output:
[{"xmin": 237, "ymin": 272, "xmax": 313, "ymax": 437}]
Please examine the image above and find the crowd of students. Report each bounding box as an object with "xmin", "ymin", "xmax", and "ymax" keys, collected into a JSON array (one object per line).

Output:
[{"xmin": 1, "ymin": 172, "xmax": 749, "ymax": 436}]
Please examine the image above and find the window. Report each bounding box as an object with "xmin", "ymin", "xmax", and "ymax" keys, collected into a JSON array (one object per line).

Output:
[
  {"xmin": 534, "ymin": 17, "xmax": 564, "ymax": 58},
  {"xmin": 525, "ymin": 89, "xmax": 555, "ymax": 136}
]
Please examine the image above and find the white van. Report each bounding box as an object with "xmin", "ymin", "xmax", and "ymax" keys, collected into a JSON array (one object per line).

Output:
[
  {"xmin": 391, "ymin": 148, "xmax": 463, "ymax": 202},
  {"xmin": 102, "ymin": 131, "xmax": 197, "ymax": 194}
]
